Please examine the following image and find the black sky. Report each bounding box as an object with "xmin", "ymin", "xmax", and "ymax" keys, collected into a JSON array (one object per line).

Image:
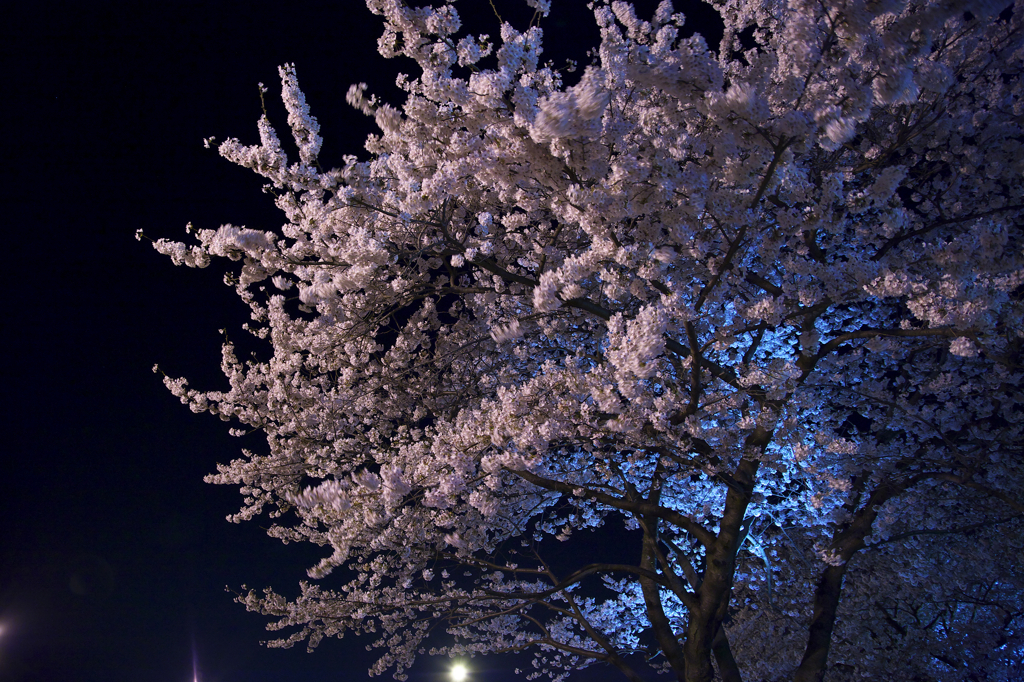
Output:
[{"xmin": 2, "ymin": 2, "xmax": 719, "ymax": 681}]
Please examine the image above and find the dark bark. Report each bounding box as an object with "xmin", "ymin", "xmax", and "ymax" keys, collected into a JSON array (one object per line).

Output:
[
  {"xmin": 683, "ymin": 449, "xmax": 764, "ymax": 682},
  {"xmin": 711, "ymin": 624, "xmax": 743, "ymax": 682},
  {"xmin": 640, "ymin": 525, "xmax": 689, "ymax": 680},
  {"xmin": 793, "ymin": 563, "xmax": 850, "ymax": 682},
  {"xmin": 792, "ymin": 482, "xmax": 902, "ymax": 682}
]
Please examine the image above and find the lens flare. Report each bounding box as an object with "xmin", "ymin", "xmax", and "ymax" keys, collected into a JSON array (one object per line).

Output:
[
  {"xmin": 451, "ymin": 663, "xmax": 468, "ymax": 681},
  {"xmin": 191, "ymin": 633, "xmax": 199, "ymax": 682}
]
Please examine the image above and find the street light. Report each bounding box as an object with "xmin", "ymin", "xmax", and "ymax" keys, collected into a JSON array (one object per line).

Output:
[{"xmin": 451, "ymin": 662, "xmax": 468, "ymax": 682}]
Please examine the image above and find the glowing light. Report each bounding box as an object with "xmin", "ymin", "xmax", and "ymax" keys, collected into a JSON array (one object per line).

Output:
[{"xmin": 451, "ymin": 663, "xmax": 469, "ymax": 681}]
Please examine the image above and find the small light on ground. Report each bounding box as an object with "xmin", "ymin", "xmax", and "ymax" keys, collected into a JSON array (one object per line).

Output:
[{"xmin": 451, "ymin": 663, "xmax": 468, "ymax": 681}]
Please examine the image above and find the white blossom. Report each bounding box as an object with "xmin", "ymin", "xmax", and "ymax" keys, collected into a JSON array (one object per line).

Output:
[
  {"xmin": 152, "ymin": 2, "xmax": 1024, "ymax": 681},
  {"xmin": 949, "ymin": 336, "xmax": 978, "ymax": 358}
]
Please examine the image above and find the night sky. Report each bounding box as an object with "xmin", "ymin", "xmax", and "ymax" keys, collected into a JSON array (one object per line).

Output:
[{"xmin": 3, "ymin": 2, "xmax": 720, "ymax": 681}]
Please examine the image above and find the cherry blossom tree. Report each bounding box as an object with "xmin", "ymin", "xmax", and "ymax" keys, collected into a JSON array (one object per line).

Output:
[{"xmin": 147, "ymin": 0, "xmax": 1024, "ymax": 680}]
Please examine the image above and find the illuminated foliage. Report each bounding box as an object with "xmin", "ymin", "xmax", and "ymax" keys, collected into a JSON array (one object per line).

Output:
[{"xmin": 151, "ymin": 1, "xmax": 1024, "ymax": 680}]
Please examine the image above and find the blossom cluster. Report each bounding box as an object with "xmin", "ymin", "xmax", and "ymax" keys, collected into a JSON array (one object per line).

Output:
[{"xmin": 152, "ymin": 0, "xmax": 1024, "ymax": 680}]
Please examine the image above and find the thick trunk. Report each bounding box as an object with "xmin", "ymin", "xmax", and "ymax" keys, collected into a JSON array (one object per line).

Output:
[
  {"xmin": 712, "ymin": 625, "xmax": 743, "ymax": 682},
  {"xmin": 792, "ymin": 482, "xmax": 902, "ymax": 682},
  {"xmin": 675, "ymin": 624, "xmax": 744, "ymax": 682},
  {"xmin": 792, "ymin": 563, "xmax": 849, "ymax": 682},
  {"xmin": 682, "ymin": 623, "xmax": 715, "ymax": 682},
  {"xmin": 683, "ymin": 454, "xmax": 763, "ymax": 682},
  {"xmin": 682, "ymin": 538, "xmax": 734, "ymax": 682}
]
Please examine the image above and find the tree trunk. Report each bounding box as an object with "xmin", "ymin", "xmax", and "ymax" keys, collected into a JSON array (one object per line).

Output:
[
  {"xmin": 792, "ymin": 563, "xmax": 849, "ymax": 682},
  {"xmin": 640, "ymin": 520, "xmax": 689, "ymax": 680},
  {"xmin": 792, "ymin": 481, "xmax": 902, "ymax": 682},
  {"xmin": 712, "ymin": 625, "xmax": 743, "ymax": 682},
  {"xmin": 683, "ymin": 454, "xmax": 762, "ymax": 682}
]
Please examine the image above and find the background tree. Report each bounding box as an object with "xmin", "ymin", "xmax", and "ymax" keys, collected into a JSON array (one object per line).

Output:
[{"xmin": 148, "ymin": 0, "xmax": 1024, "ymax": 680}]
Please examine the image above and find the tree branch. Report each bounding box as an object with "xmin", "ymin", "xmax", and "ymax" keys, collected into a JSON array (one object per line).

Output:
[{"xmin": 510, "ymin": 468, "xmax": 717, "ymax": 547}]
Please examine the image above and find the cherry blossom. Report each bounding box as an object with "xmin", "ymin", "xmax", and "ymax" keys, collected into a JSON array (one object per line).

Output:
[{"xmin": 150, "ymin": 1, "xmax": 1024, "ymax": 680}]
